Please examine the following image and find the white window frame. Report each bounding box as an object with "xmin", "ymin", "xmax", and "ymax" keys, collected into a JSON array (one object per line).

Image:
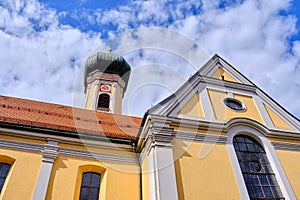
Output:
[{"xmin": 226, "ymin": 124, "xmax": 296, "ymax": 200}]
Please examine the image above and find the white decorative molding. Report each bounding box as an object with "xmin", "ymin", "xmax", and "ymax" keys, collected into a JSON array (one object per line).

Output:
[
  {"xmin": 256, "ymin": 89, "xmax": 300, "ymax": 131},
  {"xmin": 138, "ymin": 116, "xmax": 178, "ymax": 200},
  {"xmin": 137, "ymin": 116, "xmax": 300, "ymax": 147},
  {"xmin": 148, "ymin": 72, "xmax": 257, "ymax": 117},
  {"xmin": 253, "ymin": 95, "xmax": 275, "ymax": 128},
  {"xmin": 0, "ymin": 126, "xmax": 138, "ymax": 175},
  {"xmin": 148, "ymin": 75, "xmax": 202, "ymax": 116},
  {"xmin": 59, "ymin": 147, "xmax": 137, "ymax": 164},
  {"xmin": 148, "ymin": 131, "xmax": 178, "ymax": 200},
  {"xmin": 86, "ymin": 71, "xmax": 125, "ymax": 89},
  {"xmin": 168, "ymin": 84, "xmax": 206, "ymax": 118},
  {"xmin": 0, "ymin": 127, "xmax": 134, "ymax": 151},
  {"xmin": 175, "ymin": 130, "xmax": 227, "ymax": 144},
  {"xmin": 272, "ymin": 141, "xmax": 300, "ymax": 151},
  {"xmin": 0, "ymin": 137, "xmax": 137, "ymax": 164},
  {"xmin": 200, "ymin": 87, "xmax": 216, "ymax": 120},
  {"xmin": 0, "ymin": 138, "xmax": 43, "ymax": 152},
  {"xmin": 198, "ymin": 55, "xmax": 253, "ymax": 85},
  {"xmin": 148, "ymin": 143, "xmax": 178, "ymax": 200},
  {"xmin": 199, "ymin": 76, "xmax": 256, "ymax": 93},
  {"xmin": 42, "ymin": 141, "xmax": 59, "ymax": 163}
]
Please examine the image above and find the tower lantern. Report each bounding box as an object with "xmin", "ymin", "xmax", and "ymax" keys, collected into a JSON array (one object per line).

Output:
[{"xmin": 84, "ymin": 51, "xmax": 131, "ymax": 114}]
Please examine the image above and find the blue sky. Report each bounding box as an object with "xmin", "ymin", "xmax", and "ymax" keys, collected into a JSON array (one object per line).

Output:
[{"xmin": 1, "ymin": 0, "xmax": 300, "ymax": 119}]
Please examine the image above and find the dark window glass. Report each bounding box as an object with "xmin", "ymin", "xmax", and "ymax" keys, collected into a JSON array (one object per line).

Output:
[
  {"xmin": 97, "ymin": 94, "xmax": 110, "ymax": 111},
  {"xmin": 233, "ymin": 135, "xmax": 285, "ymax": 200},
  {"xmin": 0, "ymin": 163, "xmax": 11, "ymax": 192},
  {"xmin": 79, "ymin": 172, "xmax": 101, "ymax": 200},
  {"xmin": 223, "ymin": 98, "xmax": 245, "ymax": 111}
]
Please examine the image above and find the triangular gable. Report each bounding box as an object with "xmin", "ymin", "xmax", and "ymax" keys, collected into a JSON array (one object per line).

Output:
[
  {"xmin": 198, "ymin": 54, "xmax": 253, "ymax": 85},
  {"xmin": 210, "ymin": 67, "xmax": 238, "ymax": 83},
  {"xmin": 148, "ymin": 54, "xmax": 300, "ymax": 132},
  {"xmin": 148, "ymin": 54, "xmax": 254, "ymax": 117}
]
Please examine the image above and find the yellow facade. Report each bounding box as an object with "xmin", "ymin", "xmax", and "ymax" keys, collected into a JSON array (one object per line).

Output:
[
  {"xmin": 207, "ymin": 89, "xmax": 265, "ymax": 125},
  {"xmin": 264, "ymin": 104, "xmax": 293, "ymax": 130},
  {"xmin": 85, "ymin": 84, "xmax": 97, "ymax": 110},
  {"xmin": 0, "ymin": 134, "xmax": 139, "ymax": 200},
  {"xmin": 177, "ymin": 92, "xmax": 205, "ymax": 118},
  {"xmin": 0, "ymin": 149, "xmax": 42, "ymax": 200},
  {"xmin": 210, "ymin": 67, "xmax": 238, "ymax": 83},
  {"xmin": 141, "ymin": 156, "xmax": 150, "ymax": 200},
  {"xmin": 275, "ymin": 150, "xmax": 300, "ymax": 199},
  {"xmin": 46, "ymin": 156, "xmax": 139, "ymax": 200},
  {"xmin": 173, "ymin": 141, "xmax": 241, "ymax": 199}
]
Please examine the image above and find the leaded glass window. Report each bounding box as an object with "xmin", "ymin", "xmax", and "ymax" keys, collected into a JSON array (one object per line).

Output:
[
  {"xmin": 79, "ymin": 172, "xmax": 101, "ymax": 200},
  {"xmin": 0, "ymin": 163, "xmax": 10, "ymax": 192},
  {"xmin": 233, "ymin": 135, "xmax": 284, "ymax": 200}
]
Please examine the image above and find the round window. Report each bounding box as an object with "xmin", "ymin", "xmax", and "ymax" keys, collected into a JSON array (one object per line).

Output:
[{"xmin": 223, "ymin": 97, "xmax": 246, "ymax": 112}]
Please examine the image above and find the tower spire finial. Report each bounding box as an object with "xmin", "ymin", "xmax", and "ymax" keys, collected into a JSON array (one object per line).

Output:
[{"xmin": 108, "ymin": 47, "xmax": 112, "ymax": 54}]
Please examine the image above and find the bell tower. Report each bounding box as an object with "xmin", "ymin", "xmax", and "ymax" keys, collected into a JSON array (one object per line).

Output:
[{"xmin": 84, "ymin": 51, "xmax": 131, "ymax": 114}]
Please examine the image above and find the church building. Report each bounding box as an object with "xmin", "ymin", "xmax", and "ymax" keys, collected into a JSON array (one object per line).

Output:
[{"xmin": 0, "ymin": 51, "xmax": 299, "ymax": 200}]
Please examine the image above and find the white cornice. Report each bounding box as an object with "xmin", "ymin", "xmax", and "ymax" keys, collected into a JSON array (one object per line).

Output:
[
  {"xmin": 59, "ymin": 147, "xmax": 137, "ymax": 163},
  {"xmin": 198, "ymin": 76, "xmax": 256, "ymax": 93},
  {"xmin": 0, "ymin": 127, "xmax": 134, "ymax": 151},
  {"xmin": 42, "ymin": 141, "xmax": 59, "ymax": 163},
  {"xmin": 272, "ymin": 141, "xmax": 300, "ymax": 151},
  {"xmin": 148, "ymin": 74, "xmax": 257, "ymax": 116},
  {"xmin": 137, "ymin": 115, "xmax": 300, "ymax": 152},
  {"xmin": 0, "ymin": 138, "xmax": 43, "ymax": 152},
  {"xmin": 0, "ymin": 138, "xmax": 137, "ymax": 164},
  {"xmin": 175, "ymin": 131, "xmax": 227, "ymax": 144}
]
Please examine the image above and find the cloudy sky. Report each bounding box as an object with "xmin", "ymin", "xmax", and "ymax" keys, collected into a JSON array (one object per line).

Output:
[{"xmin": 1, "ymin": 0, "xmax": 300, "ymax": 119}]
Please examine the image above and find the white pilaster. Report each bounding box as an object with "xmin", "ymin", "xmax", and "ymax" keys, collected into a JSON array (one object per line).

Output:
[
  {"xmin": 146, "ymin": 121, "xmax": 178, "ymax": 200},
  {"xmin": 253, "ymin": 95, "xmax": 275, "ymax": 128},
  {"xmin": 199, "ymin": 88, "xmax": 216, "ymax": 121},
  {"xmin": 33, "ymin": 141, "xmax": 58, "ymax": 200},
  {"xmin": 148, "ymin": 144, "xmax": 178, "ymax": 200}
]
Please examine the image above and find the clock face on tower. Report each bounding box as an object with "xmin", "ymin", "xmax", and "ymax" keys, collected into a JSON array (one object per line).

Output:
[{"xmin": 100, "ymin": 84, "xmax": 111, "ymax": 92}]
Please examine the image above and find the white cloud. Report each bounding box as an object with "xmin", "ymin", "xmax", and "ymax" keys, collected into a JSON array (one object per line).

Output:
[
  {"xmin": 168, "ymin": 0, "xmax": 300, "ymax": 118},
  {"xmin": 0, "ymin": 0, "xmax": 102, "ymax": 106},
  {"xmin": 1, "ymin": 0, "xmax": 300, "ymax": 119}
]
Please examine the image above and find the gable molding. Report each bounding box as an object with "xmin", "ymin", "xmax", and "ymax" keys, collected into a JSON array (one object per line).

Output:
[
  {"xmin": 198, "ymin": 54, "xmax": 253, "ymax": 85},
  {"xmin": 256, "ymin": 89, "xmax": 300, "ymax": 131}
]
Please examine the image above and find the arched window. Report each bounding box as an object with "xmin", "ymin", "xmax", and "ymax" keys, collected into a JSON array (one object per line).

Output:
[
  {"xmin": 97, "ymin": 94, "xmax": 110, "ymax": 111},
  {"xmin": 79, "ymin": 172, "xmax": 101, "ymax": 200},
  {"xmin": 0, "ymin": 163, "xmax": 11, "ymax": 192},
  {"xmin": 233, "ymin": 135, "xmax": 284, "ymax": 199}
]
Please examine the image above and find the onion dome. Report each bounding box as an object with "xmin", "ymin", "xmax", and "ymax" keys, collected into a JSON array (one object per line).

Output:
[{"xmin": 84, "ymin": 52, "xmax": 131, "ymax": 91}]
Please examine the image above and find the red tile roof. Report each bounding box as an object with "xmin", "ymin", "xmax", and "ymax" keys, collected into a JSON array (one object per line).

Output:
[{"xmin": 0, "ymin": 95, "xmax": 142, "ymax": 140}]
